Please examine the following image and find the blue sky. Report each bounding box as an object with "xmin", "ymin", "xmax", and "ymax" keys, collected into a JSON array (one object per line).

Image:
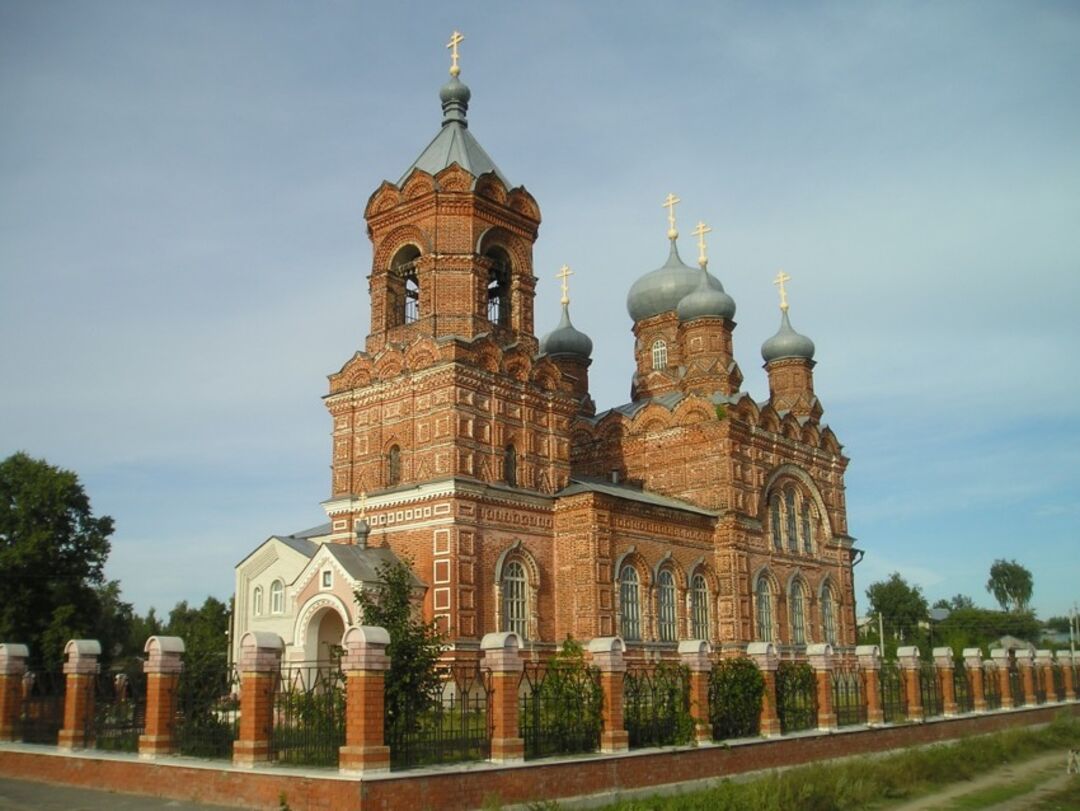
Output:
[{"xmin": 2, "ymin": 2, "xmax": 1078, "ymax": 621}]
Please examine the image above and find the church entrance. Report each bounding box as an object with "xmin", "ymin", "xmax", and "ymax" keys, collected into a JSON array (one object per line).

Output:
[{"xmin": 303, "ymin": 606, "xmax": 345, "ymax": 665}]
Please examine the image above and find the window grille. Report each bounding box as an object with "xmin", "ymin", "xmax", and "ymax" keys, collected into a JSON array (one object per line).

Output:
[
  {"xmin": 620, "ymin": 566, "xmax": 641, "ymax": 641},
  {"xmin": 270, "ymin": 580, "xmax": 284, "ymax": 614},
  {"xmin": 691, "ymin": 574, "xmax": 709, "ymax": 639},
  {"xmin": 651, "ymin": 340, "xmax": 668, "ymax": 370},
  {"xmin": 801, "ymin": 502, "xmax": 814, "ymax": 553},
  {"xmin": 770, "ymin": 495, "xmax": 783, "ymax": 550},
  {"xmin": 821, "ymin": 587, "xmax": 837, "ymax": 645},
  {"xmin": 756, "ymin": 578, "xmax": 773, "ymax": 642},
  {"xmin": 502, "ymin": 561, "xmax": 528, "ymax": 640},
  {"xmin": 790, "ymin": 581, "xmax": 806, "ymax": 644},
  {"xmin": 785, "ymin": 488, "xmax": 798, "ymax": 552},
  {"xmin": 387, "ymin": 445, "xmax": 401, "ymax": 486},
  {"xmin": 657, "ymin": 570, "xmax": 676, "ymax": 642}
]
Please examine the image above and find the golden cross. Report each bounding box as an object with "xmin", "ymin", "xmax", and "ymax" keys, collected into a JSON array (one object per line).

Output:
[
  {"xmin": 773, "ymin": 270, "xmax": 792, "ymax": 311},
  {"xmin": 447, "ymin": 30, "xmax": 465, "ymax": 77},
  {"xmin": 662, "ymin": 193, "xmax": 681, "ymax": 239},
  {"xmin": 692, "ymin": 221, "xmax": 712, "ymax": 269},
  {"xmin": 556, "ymin": 264, "xmax": 573, "ymax": 305}
]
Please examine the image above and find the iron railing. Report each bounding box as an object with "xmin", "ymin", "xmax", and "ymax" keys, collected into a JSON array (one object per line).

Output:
[
  {"xmin": 1033, "ymin": 668, "xmax": 1047, "ymax": 705},
  {"xmin": 88, "ymin": 667, "xmax": 146, "ymax": 752},
  {"xmin": 1052, "ymin": 666, "xmax": 1065, "ymax": 702},
  {"xmin": 519, "ymin": 660, "xmax": 602, "ymax": 760},
  {"xmin": 919, "ymin": 662, "xmax": 943, "ymax": 718},
  {"xmin": 270, "ymin": 661, "xmax": 345, "ymax": 767},
  {"xmin": 983, "ymin": 665, "xmax": 1002, "ymax": 710},
  {"xmin": 708, "ymin": 658, "xmax": 762, "ymax": 740},
  {"xmin": 831, "ymin": 665, "xmax": 866, "ymax": 727},
  {"xmin": 19, "ymin": 670, "xmax": 65, "ymax": 744},
  {"xmin": 1007, "ymin": 662, "xmax": 1023, "ymax": 707},
  {"xmin": 387, "ymin": 661, "xmax": 491, "ymax": 771},
  {"xmin": 953, "ymin": 660, "xmax": 974, "ymax": 714},
  {"xmin": 776, "ymin": 661, "xmax": 817, "ymax": 734},
  {"xmin": 623, "ymin": 662, "xmax": 692, "ymax": 748},
  {"xmin": 175, "ymin": 655, "xmax": 240, "ymax": 759},
  {"xmin": 880, "ymin": 661, "xmax": 907, "ymax": 723}
]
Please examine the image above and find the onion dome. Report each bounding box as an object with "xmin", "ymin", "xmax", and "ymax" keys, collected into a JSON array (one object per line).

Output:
[
  {"xmin": 761, "ymin": 309, "xmax": 815, "ymax": 362},
  {"xmin": 627, "ymin": 240, "xmax": 727, "ymax": 322},
  {"xmin": 540, "ymin": 303, "xmax": 593, "ymax": 359},
  {"xmin": 439, "ymin": 76, "xmax": 471, "ymax": 124},
  {"xmin": 677, "ymin": 266, "xmax": 736, "ymax": 322}
]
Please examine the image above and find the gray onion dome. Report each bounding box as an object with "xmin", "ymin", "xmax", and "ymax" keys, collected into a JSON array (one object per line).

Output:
[
  {"xmin": 677, "ymin": 267, "xmax": 736, "ymax": 322},
  {"xmin": 439, "ymin": 76, "xmax": 471, "ymax": 125},
  {"xmin": 626, "ymin": 240, "xmax": 727, "ymax": 322},
  {"xmin": 761, "ymin": 310, "xmax": 815, "ymax": 362},
  {"xmin": 540, "ymin": 303, "xmax": 593, "ymax": 359}
]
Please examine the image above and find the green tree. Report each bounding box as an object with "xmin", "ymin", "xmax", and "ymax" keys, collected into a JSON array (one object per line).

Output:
[
  {"xmin": 865, "ymin": 572, "xmax": 929, "ymax": 642},
  {"xmin": 355, "ymin": 559, "xmax": 443, "ymax": 732},
  {"xmin": 165, "ymin": 596, "xmax": 230, "ymax": 659},
  {"xmin": 1044, "ymin": 616, "xmax": 1071, "ymax": 634},
  {"xmin": 986, "ymin": 559, "xmax": 1033, "ymax": 613},
  {"xmin": 0, "ymin": 452, "xmax": 115, "ymax": 667}
]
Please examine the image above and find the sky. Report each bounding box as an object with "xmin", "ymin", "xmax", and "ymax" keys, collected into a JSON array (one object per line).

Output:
[{"xmin": 1, "ymin": 2, "xmax": 1078, "ymax": 622}]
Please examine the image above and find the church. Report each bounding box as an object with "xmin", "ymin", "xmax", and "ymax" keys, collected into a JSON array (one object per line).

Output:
[{"xmin": 232, "ymin": 34, "xmax": 859, "ymax": 666}]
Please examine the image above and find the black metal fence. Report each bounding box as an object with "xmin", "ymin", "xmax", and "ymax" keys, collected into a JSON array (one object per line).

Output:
[
  {"xmin": 88, "ymin": 668, "xmax": 147, "ymax": 752},
  {"xmin": 776, "ymin": 661, "xmax": 817, "ymax": 734},
  {"xmin": 708, "ymin": 658, "xmax": 762, "ymax": 740},
  {"xmin": 919, "ymin": 663, "xmax": 943, "ymax": 718},
  {"xmin": 19, "ymin": 670, "xmax": 65, "ymax": 744},
  {"xmin": 387, "ymin": 661, "xmax": 491, "ymax": 771},
  {"xmin": 983, "ymin": 665, "xmax": 1002, "ymax": 710},
  {"xmin": 269, "ymin": 661, "xmax": 345, "ymax": 767},
  {"xmin": 623, "ymin": 663, "xmax": 692, "ymax": 748},
  {"xmin": 1033, "ymin": 667, "xmax": 1046, "ymax": 705},
  {"xmin": 831, "ymin": 665, "xmax": 866, "ymax": 727},
  {"xmin": 1052, "ymin": 665, "xmax": 1065, "ymax": 702},
  {"xmin": 175, "ymin": 655, "xmax": 240, "ymax": 759},
  {"xmin": 953, "ymin": 660, "xmax": 974, "ymax": 714},
  {"xmin": 519, "ymin": 659, "xmax": 602, "ymax": 760},
  {"xmin": 1007, "ymin": 662, "xmax": 1022, "ymax": 707},
  {"xmin": 880, "ymin": 661, "xmax": 907, "ymax": 723}
]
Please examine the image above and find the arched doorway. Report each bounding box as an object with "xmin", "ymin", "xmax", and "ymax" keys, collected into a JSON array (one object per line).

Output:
[{"xmin": 303, "ymin": 605, "xmax": 346, "ymax": 665}]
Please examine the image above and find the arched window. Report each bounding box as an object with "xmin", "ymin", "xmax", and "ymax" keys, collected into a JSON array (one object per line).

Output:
[
  {"xmin": 502, "ymin": 560, "xmax": 528, "ymax": 640},
  {"xmin": 485, "ymin": 248, "xmax": 512, "ymax": 326},
  {"xmin": 391, "ymin": 245, "xmax": 421, "ymax": 327},
  {"xmin": 756, "ymin": 577, "xmax": 773, "ymax": 642},
  {"xmin": 387, "ymin": 444, "xmax": 401, "ymax": 486},
  {"xmin": 800, "ymin": 502, "xmax": 814, "ymax": 553},
  {"xmin": 691, "ymin": 574, "xmax": 709, "ymax": 640},
  {"xmin": 253, "ymin": 586, "xmax": 263, "ymax": 617},
  {"xmin": 651, "ymin": 339, "xmax": 668, "ymax": 370},
  {"xmin": 790, "ymin": 580, "xmax": 806, "ymax": 644},
  {"xmin": 619, "ymin": 565, "xmax": 641, "ymax": 641},
  {"xmin": 270, "ymin": 580, "xmax": 285, "ymax": 615},
  {"xmin": 821, "ymin": 586, "xmax": 837, "ymax": 645},
  {"xmin": 503, "ymin": 444, "xmax": 517, "ymax": 487},
  {"xmin": 785, "ymin": 488, "xmax": 798, "ymax": 552},
  {"xmin": 657, "ymin": 570, "xmax": 677, "ymax": 642},
  {"xmin": 769, "ymin": 494, "xmax": 783, "ymax": 550}
]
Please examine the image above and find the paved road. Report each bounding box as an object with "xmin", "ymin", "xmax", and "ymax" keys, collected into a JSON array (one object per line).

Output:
[{"xmin": 0, "ymin": 777, "xmax": 239, "ymax": 811}]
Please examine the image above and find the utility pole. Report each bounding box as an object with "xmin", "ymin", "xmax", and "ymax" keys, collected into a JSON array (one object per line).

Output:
[
  {"xmin": 879, "ymin": 611, "xmax": 886, "ymax": 653},
  {"xmin": 1071, "ymin": 602, "xmax": 1077, "ymax": 658}
]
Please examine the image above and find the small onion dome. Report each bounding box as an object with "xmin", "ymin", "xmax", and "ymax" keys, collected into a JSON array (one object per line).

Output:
[
  {"xmin": 677, "ymin": 267, "xmax": 736, "ymax": 322},
  {"xmin": 540, "ymin": 303, "xmax": 593, "ymax": 359},
  {"xmin": 761, "ymin": 309, "xmax": 815, "ymax": 363},
  {"xmin": 627, "ymin": 240, "xmax": 726, "ymax": 322},
  {"xmin": 439, "ymin": 76, "xmax": 471, "ymax": 125}
]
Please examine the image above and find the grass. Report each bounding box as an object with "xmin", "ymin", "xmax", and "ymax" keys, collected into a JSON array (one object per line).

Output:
[
  {"xmin": 1030, "ymin": 774, "xmax": 1080, "ymax": 810},
  {"xmin": 583, "ymin": 713, "xmax": 1080, "ymax": 811},
  {"xmin": 927, "ymin": 764, "xmax": 1058, "ymax": 809}
]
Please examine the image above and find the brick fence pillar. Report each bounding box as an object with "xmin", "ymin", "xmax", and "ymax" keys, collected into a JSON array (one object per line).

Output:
[
  {"xmin": 58, "ymin": 639, "xmax": 101, "ymax": 750},
  {"xmin": 933, "ymin": 647, "xmax": 958, "ymax": 717},
  {"xmin": 964, "ymin": 649, "xmax": 986, "ymax": 713},
  {"xmin": 1057, "ymin": 651, "xmax": 1076, "ymax": 701},
  {"xmin": 748, "ymin": 642, "xmax": 780, "ymax": 737},
  {"xmin": 856, "ymin": 644, "xmax": 883, "ymax": 725},
  {"xmin": 339, "ymin": 625, "xmax": 391, "ymax": 775},
  {"xmin": 678, "ymin": 639, "xmax": 712, "ymax": 743},
  {"xmin": 807, "ymin": 643, "xmax": 836, "ymax": 731},
  {"xmin": 139, "ymin": 636, "xmax": 185, "ymax": 758},
  {"xmin": 481, "ymin": 631, "xmax": 524, "ymax": 763},
  {"xmin": 588, "ymin": 637, "xmax": 629, "ymax": 753},
  {"xmin": 1015, "ymin": 649, "xmax": 1036, "ymax": 707},
  {"xmin": 991, "ymin": 649, "xmax": 1012, "ymax": 709},
  {"xmin": 1035, "ymin": 650, "xmax": 1054, "ymax": 703},
  {"xmin": 233, "ymin": 630, "xmax": 283, "ymax": 767},
  {"xmin": 897, "ymin": 646, "xmax": 923, "ymax": 722},
  {"xmin": 0, "ymin": 644, "xmax": 29, "ymax": 741}
]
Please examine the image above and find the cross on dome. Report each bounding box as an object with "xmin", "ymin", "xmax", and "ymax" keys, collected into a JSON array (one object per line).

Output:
[
  {"xmin": 556, "ymin": 264, "xmax": 573, "ymax": 305},
  {"xmin": 692, "ymin": 221, "xmax": 712, "ymax": 269},
  {"xmin": 447, "ymin": 30, "xmax": 465, "ymax": 77},
  {"xmin": 773, "ymin": 270, "xmax": 792, "ymax": 311},
  {"xmin": 662, "ymin": 193, "xmax": 681, "ymax": 240}
]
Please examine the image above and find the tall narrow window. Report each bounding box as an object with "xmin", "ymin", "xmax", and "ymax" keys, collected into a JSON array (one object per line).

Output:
[
  {"xmin": 387, "ymin": 444, "xmax": 401, "ymax": 486},
  {"xmin": 253, "ymin": 586, "xmax": 263, "ymax": 617},
  {"xmin": 801, "ymin": 502, "xmax": 814, "ymax": 554},
  {"xmin": 485, "ymin": 248, "xmax": 512, "ymax": 326},
  {"xmin": 390, "ymin": 245, "xmax": 421, "ymax": 327},
  {"xmin": 790, "ymin": 581, "xmax": 806, "ymax": 644},
  {"xmin": 756, "ymin": 577, "xmax": 773, "ymax": 642},
  {"xmin": 821, "ymin": 586, "xmax": 837, "ymax": 645},
  {"xmin": 651, "ymin": 339, "xmax": 668, "ymax": 370},
  {"xmin": 620, "ymin": 565, "xmax": 641, "ymax": 641},
  {"xmin": 770, "ymin": 494, "xmax": 783, "ymax": 550},
  {"xmin": 657, "ymin": 570, "xmax": 677, "ymax": 642},
  {"xmin": 785, "ymin": 488, "xmax": 798, "ymax": 552},
  {"xmin": 503, "ymin": 444, "xmax": 517, "ymax": 487},
  {"xmin": 404, "ymin": 269, "xmax": 419, "ymax": 324},
  {"xmin": 502, "ymin": 560, "xmax": 528, "ymax": 640},
  {"xmin": 691, "ymin": 574, "xmax": 709, "ymax": 640},
  {"xmin": 270, "ymin": 580, "xmax": 284, "ymax": 615}
]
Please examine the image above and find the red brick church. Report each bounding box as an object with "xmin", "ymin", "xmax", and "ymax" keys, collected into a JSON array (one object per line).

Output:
[{"xmin": 233, "ymin": 36, "xmax": 858, "ymax": 665}]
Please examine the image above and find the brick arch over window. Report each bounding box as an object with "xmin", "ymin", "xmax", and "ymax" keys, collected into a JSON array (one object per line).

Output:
[
  {"xmin": 614, "ymin": 548, "xmax": 651, "ymax": 643},
  {"xmin": 389, "ymin": 244, "xmax": 422, "ymax": 326},
  {"xmin": 686, "ymin": 559, "xmax": 717, "ymax": 641},
  {"xmin": 787, "ymin": 574, "xmax": 810, "ymax": 645},
  {"xmin": 818, "ymin": 577, "xmax": 839, "ymax": 646},
  {"xmin": 492, "ymin": 540, "xmax": 540, "ymax": 642},
  {"xmin": 761, "ymin": 464, "xmax": 833, "ymax": 539}
]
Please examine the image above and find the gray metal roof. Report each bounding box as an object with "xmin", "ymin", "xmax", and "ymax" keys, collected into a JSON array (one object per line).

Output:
[
  {"xmin": 626, "ymin": 239, "xmax": 726, "ymax": 322},
  {"xmin": 539, "ymin": 302, "xmax": 593, "ymax": 359},
  {"xmin": 324, "ymin": 543, "xmax": 426, "ymax": 588},
  {"xmin": 558, "ymin": 476, "xmax": 717, "ymax": 518}
]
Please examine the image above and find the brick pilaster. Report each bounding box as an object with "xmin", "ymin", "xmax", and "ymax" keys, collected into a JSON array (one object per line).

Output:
[
  {"xmin": 1056, "ymin": 651, "xmax": 1076, "ymax": 701},
  {"xmin": 856, "ymin": 644, "xmax": 883, "ymax": 725},
  {"xmin": 138, "ymin": 636, "xmax": 185, "ymax": 758},
  {"xmin": 0, "ymin": 644, "xmax": 29, "ymax": 742},
  {"xmin": 233, "ymin": 631, "xmax": 283, "ymax": 767},
  {"xmin": 807, "ymin": 643, "xmax": 836, "ymax": 731},
  {"xmin": 990, "ymin": 649, "xmax": 1013, "ymax": 709},
  {"xmin": 58, "ymin": 639, "xmax": 101, "ymax": 750},
  {"xmin": 748, "ymin": 642, "xmax": 780, "ymax": 737},
  {"xmin": 339, "ymin": 625, "xmax": 391, "ymax": 775},
  {"xmin": 897, "ymin": 646, "xmax": 923, "ymax": 723},
  {"xmin": 1015, "ymin": 649, "xmax": 1036, "ymax": 707},
  {"xmin": 964, "ymin": 649, "xmax": 986, "ymax": 713},
  {"xmin": 588, "ymin": 637, "xmax": 629, "ymax": 753},
  {"xmin": 678, "ymin": 639, "xmax": 712, "ymax": 743},
  {"xmin": 1035, "ymin": 650, "xmax": 1054, "ymax": 703},
  {"xmin": 933, "ymin": 647, "xmax": 958, "ymax": 717},
  {"xmin": 481, "ymin": 632, "xmax": 524, "ymax": 763}
]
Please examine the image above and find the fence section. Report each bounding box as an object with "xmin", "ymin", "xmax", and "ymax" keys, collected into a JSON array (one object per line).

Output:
[
  {"xmin": 1007, "ymin": 662, "xmax": 1022, "ymax": 708},
  {"xmin": 983, "ymin": 664, "xmax": 1002, "ymax": 711},
  {"xmin": 831, "ymin": 665, "xmax": 866, "ymax": 727},
  {"xmin": 707, "ymin": 657, "xmax": 762, "ymax": 741},
  {"xmin": 519, "ymin": 659, "xmax": 602, "ymax": 760},
  {"xmin": 269, "ymin": 661, "xmax": 344, "ymax": 767},
  {"xmin": 1053, "ymin": 666, "xmax": 1065, "ymax": 702},
  {"xmin": 88, "ymin": 668, "xmax": 147, "ymax": 752},
  {"xmin": 953, "ymin": 660, "xmax": 974, "ymax": 714},
  {"xmin": 623, "ymin": 662, "xmax": 692, "ymax": 748},
  {"xmin": 175, "ymin": 656, "xmax": 239, "ymax": 759},
  {"xmin": 19, "ymin": 670, "xmax": 65, "ymax": 745},
  {"xmin": 919, "ymin": 662, "xmax": 943, "ymax": 718},
  {"xmin": 776, "ymin": 661, "xmax": 817, "ymax": 734},
  {"xmin": 880, "ymin": 660, "xmax": 907, "ymax": 723}
]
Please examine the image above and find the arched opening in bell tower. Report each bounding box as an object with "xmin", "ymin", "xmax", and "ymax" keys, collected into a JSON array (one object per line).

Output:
[
  {"xmin": 485, "ymin": 246, "xmax": 512, "ymax": 327},
  {"xmin": 390, "ymin": 244, "xmax": 421, "ymax": 327}
]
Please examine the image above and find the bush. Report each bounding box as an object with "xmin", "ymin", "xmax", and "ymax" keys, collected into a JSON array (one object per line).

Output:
[{"xmin": 709, "ymin": 657, "xmax": 764, "ymax": 739}]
